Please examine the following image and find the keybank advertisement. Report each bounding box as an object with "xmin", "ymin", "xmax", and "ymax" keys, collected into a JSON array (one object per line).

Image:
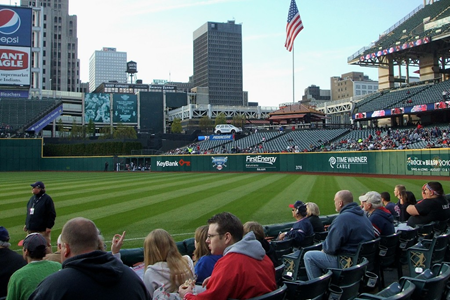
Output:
[
  {"xmin": 0, "ymin": 6, "xmax": 32, "ymax": 47},
  {"xmin": 156, "ymin": 159, "xmax": 191, "ymax": 168},
  {"xmin": 407, "ymin": 154, "xmax": 450, "ymax": 172},
  {"xmin": 245, "ymin": 155, "xmax": 279, "ymax": 171},
  {"xmin": 328, "ymin": 155, "xmax": 368, "ymax": 170}
]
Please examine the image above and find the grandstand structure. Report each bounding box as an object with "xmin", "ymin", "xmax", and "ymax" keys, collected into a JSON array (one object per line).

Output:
[
  {"xmin": 2, "ymin": 0, "xmax": 450, "ymax": 146},
  {"xmin": 167, "ymin": 122, "xmax": 450, "ymax": 155},
  {"xmin": 315, "ymin": 0, "xmax": 450, "ymax": 128}
]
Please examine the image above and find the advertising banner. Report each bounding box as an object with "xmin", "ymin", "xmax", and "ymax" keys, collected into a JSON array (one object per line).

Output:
[
  {"xmin": 407, "ymin": 154, "xmax": 450, "ymax": 172},
  {"xmin": 84, "ymin": 93, "xmax": 111, "ymax": 124},
  {"xmin": 0, "ymin": 89, "xmax": 28, "ymax": 97},
  {"xmin": 198, "ymin": 135, "xmax": 233, "ymax": 141},
  {"xmin": 112, "ymin": 94, "xmax": 137, "ymax": 123},
  {"xmin": 244, "ymin": 155, "xmax": 279, "ymax": 172},
  {"xmin": 0, "ymin": 46, "xmax": 30, "ymax": 85},
  {"xmin": 26, "ymin": 104, "xmax": 63, "ymax": 132},
  {"xmin": 0, "ymin": 6, "xmax": 32, "ymax": 47},
  {"xmin": 153, "ymin": 157, "xmax": 192, "ymax": 171}
]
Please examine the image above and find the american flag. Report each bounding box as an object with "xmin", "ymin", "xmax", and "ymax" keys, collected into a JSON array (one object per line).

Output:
[{"xmin": 285, "ymin": 0, "xmax": 303, "ymax": 52}]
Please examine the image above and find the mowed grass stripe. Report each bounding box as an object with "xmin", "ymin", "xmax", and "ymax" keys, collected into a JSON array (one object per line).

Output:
[
  {"xmin": 53, "ymin": 173, "xmax": 236, "ymax": 215},
  {"xmin": 0, "ymin": 173, "xmax": 219, "ymax": 221},
  {"xmin": 93, "ymin": 173, "xmax": 267, "ymax": 235},
  {"xmin": 2, "ymin": 172, "xmax": 450, "ymax": 251},
  {"xmin": 255, "ymin": 175, "xmax": 316, "ymax": 225},
  {"xmin": 121, "ymin": 174, "xmax": 293, "ymax": 247},
  {"xmin": 181, "ymin": 174, "xmax": 294, "ymax": 229}
]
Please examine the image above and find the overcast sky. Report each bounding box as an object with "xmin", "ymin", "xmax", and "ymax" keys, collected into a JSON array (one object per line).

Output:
[{"xmin": 0, "ymin": 0, "xmax": 426, "ymax": 106}]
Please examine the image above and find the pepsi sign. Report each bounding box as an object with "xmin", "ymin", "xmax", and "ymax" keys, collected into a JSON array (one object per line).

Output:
[{"xmin": 0, "ymin": 6, "xmax": 32, "ymax": 47}]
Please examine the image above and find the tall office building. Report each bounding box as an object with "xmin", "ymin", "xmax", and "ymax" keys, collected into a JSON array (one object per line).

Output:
[
  {"xmin": 89, "ymin": 47, "xmax": 127, "ymax": 92},
  {"xmin": 193, "ymin": 20, "xmax": 243, "ymax": 106},
  {"xmin": 21, "ymin": 0, "xmax": 80, "ymax": 92}
]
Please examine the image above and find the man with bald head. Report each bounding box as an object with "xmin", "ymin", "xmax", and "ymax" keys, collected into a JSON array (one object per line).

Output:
[
  {"xmin": 29, "ymin": 217, "xmax": 150, "ymax": 300},
  {"xmin": 304, "ymin": 190, "xmax": 374, "ymax": 279}
]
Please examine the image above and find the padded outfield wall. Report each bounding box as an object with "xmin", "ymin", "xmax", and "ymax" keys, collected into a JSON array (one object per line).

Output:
[
  {"xmin": 1, "ymin": 139, "xmax": 450, "ymax": 176},
  {"xmin": 150, "ymin": 150, "xmax": 450, "ymax": 176}
]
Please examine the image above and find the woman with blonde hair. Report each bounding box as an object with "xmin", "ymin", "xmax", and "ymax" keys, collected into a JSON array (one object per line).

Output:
[
  {"xmin": 243, "ymin": 221, "xmax": 277, "ymax": 266},
  {"xmin": 143, "ymin": 229, "xmax": 194, "ymax": 297},
  {"xmin": 305, "ymin": 202, "xmax": 324, "ymax": 233},
  {"xmin": 193, "ymin": 225, "xmax": 221, "ymax": 284}
]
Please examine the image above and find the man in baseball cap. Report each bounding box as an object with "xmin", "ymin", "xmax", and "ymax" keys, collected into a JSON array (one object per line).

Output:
[
  {"xmin": 0, "ymin": 226, "xmax": 26, "ymax": 298},
  {"xmin": 6, "ymin": 233, "xmax": 61, "ymax": 300},
  {"xmin": 24, "ymin": 181, "xmax": 56, "ymax": 252},
  {"xmin": 359, "ymin": 191, "xmax": 395, "ymax": 237},
  {"xmin": 278, "ymin": 200, "xmax": 314, "ymax": 248}
]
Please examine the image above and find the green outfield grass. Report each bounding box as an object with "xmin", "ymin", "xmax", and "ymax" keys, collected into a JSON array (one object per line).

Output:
[{"xmin": 1, "ymin": 172, "xmax": 449, "ymax": 252}]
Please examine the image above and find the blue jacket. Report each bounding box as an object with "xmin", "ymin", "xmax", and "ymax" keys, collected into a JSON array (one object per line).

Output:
[
  {"xmin": 323, "ymin": 202, "xmax": 375, "ymax": 255},
  {"xmin": 195, "ymin": 254, "xmax": 222, "ymax": 284},
  {"xmin": 384, "ymin": 202, "xmax": 397, "ymax": 218},
  {"xmin": 286, "ymin": 218, "xmax": 314, "ymax": 248},
  {"xmin": 369, "ymin": 207, "xmax": 395, "ymax": 237}
]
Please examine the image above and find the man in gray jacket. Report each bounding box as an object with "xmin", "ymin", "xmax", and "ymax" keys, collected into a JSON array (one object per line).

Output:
[{"xmin": 304, "ymin": 190, "xmax": 375, "ymax": 279}]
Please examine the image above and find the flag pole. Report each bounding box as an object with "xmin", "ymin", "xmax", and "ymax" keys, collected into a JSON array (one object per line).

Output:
[{"xmin": 292, "ymin": 45, "xmax": 295, "ymax": 103}]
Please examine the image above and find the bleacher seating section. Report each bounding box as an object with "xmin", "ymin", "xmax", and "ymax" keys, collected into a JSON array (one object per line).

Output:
[
  {"xmin": 168, "ymin": 122, "xmax": 450, "ymax": 154},
  {"xmin": 0, "ymin": 98, "xmax": 61, "ymax": 133}
]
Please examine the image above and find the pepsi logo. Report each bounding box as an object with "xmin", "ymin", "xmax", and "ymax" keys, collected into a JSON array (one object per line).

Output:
[{"xmin": 0, "ymin": 9, "xmax": 21, "ymax": 35}]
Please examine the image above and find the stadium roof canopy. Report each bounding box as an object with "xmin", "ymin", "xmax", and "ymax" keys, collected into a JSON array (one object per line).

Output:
[{"xmin": 348, "ymin": 0, "xmax": 450, "ymax": 69}]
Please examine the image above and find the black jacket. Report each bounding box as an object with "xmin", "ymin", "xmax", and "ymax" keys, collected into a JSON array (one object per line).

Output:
[
  {"xmin": 25, "ymin": 193, "xmax": 56, "ymax": 231},
  {"xmin": 29, "ymin": 250, "xmax": 150, "ymax": 300},
  {"xmin": 0, "ymin": 247, "xmax": 26, "ymax": 297}
]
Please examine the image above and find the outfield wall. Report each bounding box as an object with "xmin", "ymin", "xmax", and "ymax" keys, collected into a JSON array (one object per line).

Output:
[
  {"xmin": 1, "ymin": 139, "xmax": 450, "ymax": 176},
  {"xmin": 150, "ymin": 150, "xmax": 450, "ymax": 176}
]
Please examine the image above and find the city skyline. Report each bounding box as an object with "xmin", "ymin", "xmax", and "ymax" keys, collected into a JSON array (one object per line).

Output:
[{"xmin": 0, "ymin": 0, "xmax": 425, "ymax": 106}]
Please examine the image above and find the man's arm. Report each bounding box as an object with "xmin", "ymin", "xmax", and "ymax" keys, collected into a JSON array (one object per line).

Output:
[{"xmin": 46, "ymin": 196, "xmax": 56, "ymax": 229}]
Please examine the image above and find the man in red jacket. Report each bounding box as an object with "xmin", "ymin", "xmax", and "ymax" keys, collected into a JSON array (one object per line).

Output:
[{"xmin": 179, "ymin": 212, "xmax": 276, "ymax": 300}]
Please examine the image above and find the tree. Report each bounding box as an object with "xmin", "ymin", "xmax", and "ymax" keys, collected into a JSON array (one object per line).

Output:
[
  {"xmin": 171, "ymin": 118, "xmax": 182, "ymax": 133},
  {"xmin": 199, "ymin": 116, "xmax": 213, "ymax": 133},
  {"xmin": 87, "ymin": 119, "xmax": 96, "ymax": 138},
  {"xmin": 215, "ymin": 113, "xmax": 227, "ymax": 126},
  {"xmin": 70, "ymin": 119, "xmax": 85, "ymax": 140},
  {"xmin": 232, "ymin": 114, "xmax": 246, "ymax": 129},
  {"xmin": 114, "ymin": 123, "xmax": 137, "ymax": 139},
  {"xmin": 99, "ymin": 127, "xmax": 113, "ymax": 139},
  {"xmin": 56, "ymin": 118, "xmax": 67, "ymax": 138}
]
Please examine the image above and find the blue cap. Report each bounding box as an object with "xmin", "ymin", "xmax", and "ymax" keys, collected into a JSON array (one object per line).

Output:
[{"xmin": 31, "ymin": 181, "xmax": 45, "ymax": 189}]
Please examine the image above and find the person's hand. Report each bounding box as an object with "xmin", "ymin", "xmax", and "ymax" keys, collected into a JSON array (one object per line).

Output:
[
  {"xmin": 45, "ymin": 228, "xmax": 51, "ymax": 234},
  {"xmin": 111, "ymin": 231, "xmax": 126, "ymax": 255},
  {"xmin": 278, "ymin": 232, "xmax": 286, "ymax": 240},
  {"xmin": 202, "ymin": 276, "xmax": 210, "ymax": 288},
  {"xmin": 178, "ymin": 283, "xmax": 193, "ymax": 298},
  {"xmin": 23, "ymin": 225, "xmax": 27, "ymax": 232}
]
